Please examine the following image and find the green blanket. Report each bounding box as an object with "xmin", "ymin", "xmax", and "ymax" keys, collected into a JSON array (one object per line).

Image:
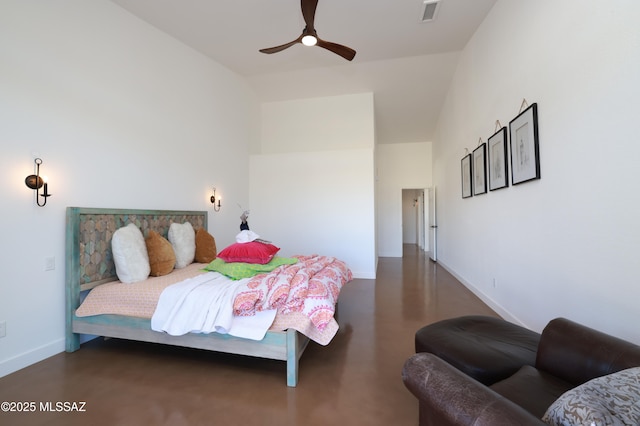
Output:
[{"xmin": 203, "ymin": 256, "xmax": 298, "ymax": 280}]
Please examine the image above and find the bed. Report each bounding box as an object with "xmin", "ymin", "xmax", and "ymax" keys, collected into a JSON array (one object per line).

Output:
[{"xmin": 65, "ymin": 207, "xmax": 351, "ymax": 387}]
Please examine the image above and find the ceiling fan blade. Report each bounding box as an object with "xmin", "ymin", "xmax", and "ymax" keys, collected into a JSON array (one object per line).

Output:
[
  {"xmin": 259, "ymin": 37, "xmax": 302, "ymax": 54},
  {"xmin": 301, "ymin": 0, "xmax": 319, "ymax": 30},
  {"xmin": 316, "ymin": 38, "xmax": 357, "ymax": 61}
]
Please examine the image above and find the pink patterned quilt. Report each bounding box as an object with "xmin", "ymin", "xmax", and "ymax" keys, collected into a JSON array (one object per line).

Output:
[{"xmin": 233, "ymin": 255, "xmax": 352, "ymax": 332}]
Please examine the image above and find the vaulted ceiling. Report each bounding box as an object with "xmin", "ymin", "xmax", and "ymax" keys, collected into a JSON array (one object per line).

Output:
[{"xmin": 111, "ymin": 0, "xmax": 497, "ymax": 144}]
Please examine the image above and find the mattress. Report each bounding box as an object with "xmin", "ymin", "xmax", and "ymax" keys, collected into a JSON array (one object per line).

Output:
[{"xmin": 75, "ymin": 263, "xmax": 339, "ymax": 345}]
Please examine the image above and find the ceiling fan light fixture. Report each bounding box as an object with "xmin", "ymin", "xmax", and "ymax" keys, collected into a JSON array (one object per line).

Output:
[
  {"xmin": 301, "ymin": 35, "xmax": 317, "ymax": 46},
  {"xmin": 259, "ymin": 0, "xmax": 356, "ymax": 61}
]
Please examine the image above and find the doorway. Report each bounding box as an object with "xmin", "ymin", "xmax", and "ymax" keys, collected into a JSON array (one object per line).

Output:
[
  {"xmin": 401, "ymin": 187, "xmax": 436, "ymax": 261},
  {"xmin": 401, "ymin": 188, "xmax": 428, "ymax": 253}
]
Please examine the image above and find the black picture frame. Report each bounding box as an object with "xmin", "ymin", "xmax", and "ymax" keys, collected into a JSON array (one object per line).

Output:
[
  {"xmin": 472, "ymin": 143, "xmax": 487, "ymax": 195},
  {"xmin": 509, "ymin": 103, "xmax": 540, "ymax": 185},
  {"xmin": 488, "ymin": 127, "xmax": 509, "ymax": 191},
  {"xmin": 461, "ymin": 154, "xmax": 472, "ymax": 199}
]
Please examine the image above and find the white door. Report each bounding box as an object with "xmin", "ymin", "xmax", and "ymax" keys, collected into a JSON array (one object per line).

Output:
[
  {"xmin": 417, "ymin": 190, "xmax": 425, "ymax": 250},
  {"xmin": 421, "ymin": 189, "xmax": 428, "ymax": 252},
  {"xmin": 428, "ymin": 187, "xmax": 437, "ymax": 261}
]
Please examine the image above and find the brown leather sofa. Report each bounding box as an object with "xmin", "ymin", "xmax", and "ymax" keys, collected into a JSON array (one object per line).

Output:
[{"xmin": 402, "ymin": 318, "xmax": 640, "ymax": 426}]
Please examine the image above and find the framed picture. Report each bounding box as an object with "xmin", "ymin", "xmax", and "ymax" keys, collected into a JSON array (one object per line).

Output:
[
  {"xmin": 472, "ymin": 144, "xmax": 487, "ymax": 195},
  {"xmin": 488, "ymin": 127, "xmax": 509, "ymax": 191},
  {"xmin": 461, "ymin": 154, "xmax": 472, "ymax": 199},
  {"xmin": 509, "ymin": 103, "xmax": 540, "ymax": 184}
]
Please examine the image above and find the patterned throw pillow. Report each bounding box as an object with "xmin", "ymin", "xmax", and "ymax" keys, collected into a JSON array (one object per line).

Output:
[{"xmin": 542, "ymin": 367, "xmax": 640, "ymax": 426}]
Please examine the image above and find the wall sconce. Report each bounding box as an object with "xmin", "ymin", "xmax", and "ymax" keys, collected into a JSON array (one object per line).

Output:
[
  {"xmin": 210, "ymin": 187, "xmax": 221, "ymax": 212},
  {"xmin": 25, "ymin": 158, "xmax": 52, "ymax": 207}
]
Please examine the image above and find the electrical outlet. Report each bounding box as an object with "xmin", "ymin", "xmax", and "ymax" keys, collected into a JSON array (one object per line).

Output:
[
  {"xmin": 0, "ymin": 321, "xmax": 6, "ymax": 338},
  {"xmin": 45, "ymin": 256, "xmax": 55, "ymax": 271}
]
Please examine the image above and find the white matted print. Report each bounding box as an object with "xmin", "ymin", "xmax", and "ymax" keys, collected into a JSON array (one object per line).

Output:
[
  {"xmin": 461, "ymin": 154, "xmax": 472, "ymax": 199},
  {"xmin": 509, "ymin": 103, "xmax": 540, "ymax": 185},
  {"xmin": 472, "ymin": 144, "xmax": 487, "ymax": 195},
  {"xmin": 488, "ymin": 127, "xmax": 508, "ymax": 191}
]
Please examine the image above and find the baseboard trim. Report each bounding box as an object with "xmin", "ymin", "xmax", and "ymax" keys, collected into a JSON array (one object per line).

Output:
[
  {"xmin": 352, "ymin": 271, "xmax": 376, "ymax": 279},
  {"xmin": 0, "ymin": 338, "xmax": 65, "ymax": 378},
  {"xmin": 436, "ymin": 260, "xmax": 525, "ymax": 327}
]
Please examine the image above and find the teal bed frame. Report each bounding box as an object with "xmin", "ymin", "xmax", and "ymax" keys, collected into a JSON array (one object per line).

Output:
[{"xmin": 65, "ymin": 207, "xmax": 309, "ymax": 387}]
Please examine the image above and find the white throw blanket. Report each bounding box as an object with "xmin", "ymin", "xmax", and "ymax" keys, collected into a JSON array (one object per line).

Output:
[{"xmin": 151, "ymin": 272, "xmax": 276, "ymax": 340}]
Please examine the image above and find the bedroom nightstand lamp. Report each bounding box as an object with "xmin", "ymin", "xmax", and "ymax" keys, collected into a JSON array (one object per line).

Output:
[
  {"xmin": 210, "ymin": 187, "xmax": 221, "ymax": 212},
  {"xmin": 25, "ymin": 157, "xmax": 52, "ymax": 207}
]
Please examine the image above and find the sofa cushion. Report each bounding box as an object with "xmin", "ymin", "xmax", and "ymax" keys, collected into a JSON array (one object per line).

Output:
[
  {"xmin": 542, "ymin": 366, "xmax": 640, "ymax": 426},
  {"xmin": 415, "ymin": 315, "xmax": 541, "ymax": 385},
  {"xmin": 490, "ymin": 365, "xmax": 574, "ymax": 419}
]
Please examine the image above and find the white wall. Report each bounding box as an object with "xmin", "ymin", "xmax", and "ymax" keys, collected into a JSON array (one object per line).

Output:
[
  {"xmin": 259, "ymin": 93, "xmax": 374, "ymax": 154},
  {"xmin": 434, "ymin": 0, "xmax": 640, "ymax": 342},
  {"xmin": 377, "ymin": 142, "xmax": 432, "ymax": 257},
  {"xmin": 250, "ymin": 94, "xmax": 377, "ymax": 278},
  {"xmin": 0, "ymin": 0, "xmax": 258, "ymax": 377}
]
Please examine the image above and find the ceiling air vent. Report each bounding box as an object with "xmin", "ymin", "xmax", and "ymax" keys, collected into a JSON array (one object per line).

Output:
[{"xmin": 421, "ymin": 0, "xmax": 441, "ymax": 22}]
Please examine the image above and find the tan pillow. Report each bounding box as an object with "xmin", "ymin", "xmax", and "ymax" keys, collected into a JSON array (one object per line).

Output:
[
  {"xmin": 145, "ymin": 230, "xmax": 176, "ymax": 276},
  {"xmin": 195, "ymin": 228, "xmax": 217, "ymax": 263}
]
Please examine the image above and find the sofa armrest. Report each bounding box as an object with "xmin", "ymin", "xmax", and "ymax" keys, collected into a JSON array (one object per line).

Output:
[
  {"xmin": 537, "ymin": 318, "xmax": 640, "ymax": 385},
  {"xmin": 402, "ymin": 353, "xmax": 544, "ymax": 426}
]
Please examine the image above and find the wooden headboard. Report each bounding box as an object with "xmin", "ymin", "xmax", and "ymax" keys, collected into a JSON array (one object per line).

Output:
[
  {"xmin": 65, "ymin": 207, "xmax": 207, "ymax": 290},
  {"xmin": 65, "ymin": 207, "xmax": 207, "ymax": 330}
]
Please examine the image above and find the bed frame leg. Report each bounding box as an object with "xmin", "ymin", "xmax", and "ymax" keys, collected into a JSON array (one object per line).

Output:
[
  {"xmin": 66, "ymin": 332, "xmax": 80, "ymax": 352},
  {"xmin": 66, "ymin": 312, "xmax": 79, "ymax": 352},
  {"xmin": 286, "ymin": 329, "xmax": 299, "ymax": 387}
]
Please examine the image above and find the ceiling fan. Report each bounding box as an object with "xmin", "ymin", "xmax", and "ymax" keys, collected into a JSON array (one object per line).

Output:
[{"xmin": 259, "ymin": 0, "xmax": 356, "ymax": 61}]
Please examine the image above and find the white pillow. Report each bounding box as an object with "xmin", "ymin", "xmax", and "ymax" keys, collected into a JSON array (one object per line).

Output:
[
  {"xmin": 542, "ymin": 367, "xmax": 640, "ymax": 426},
  {"xmin": 168, "ymin": 222, "xmax": 195, "ymax": 268},
  {"xmin": 111, "ymin": 223, "xmax": 150, "ymax": 283}
]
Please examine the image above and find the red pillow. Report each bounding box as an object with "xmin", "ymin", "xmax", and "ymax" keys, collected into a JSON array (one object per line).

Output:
[{"xmin": 217, "ymin": 242, "xmax": 280, "ymax": 264}]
